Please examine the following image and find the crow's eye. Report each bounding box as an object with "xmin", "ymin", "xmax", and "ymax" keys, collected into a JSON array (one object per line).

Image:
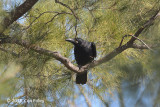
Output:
[
  {"xmin": 76, "ymin": 40, "xmax": 78, "ymax": 43},
  {"xmin": 75, "ymin": 38, "xmax": 78, "ymax": 43}
]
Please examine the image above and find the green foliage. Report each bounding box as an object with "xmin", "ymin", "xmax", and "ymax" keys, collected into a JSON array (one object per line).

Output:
[{"xmin": 0, "ymin": 0, "xmax": 160, "ymax": 106}]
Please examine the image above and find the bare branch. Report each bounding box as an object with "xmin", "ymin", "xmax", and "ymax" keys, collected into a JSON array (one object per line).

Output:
[
  {"xmin": 130, "ymin": 35, "xmax": 154, "ymax": 51},
  {"xmin": 131, "ymin": 43, "xmax": 159, "ymax": 49},
  {"xmin": 119, "ymin": 10, "xmax": 160, "ymax": 48},
  {"xmin": 14, "ymin": 94, "xmax": 25, "ymax": 99},
  {"xmin": 44, "ymin": 12, "xmax": 65, "ymax": 25},
  {"xmin": 78, "ymin": 10, "xmax": 160, "ymax": 73},
  {"xmin": 120, "ymin": 35, "xmax": 154, "ymax": 51},
  {"xmin": 77, "ymin": 44, "xmax": 129, "ymax": 73},
  {"xmin": 55, "ymin": 0, "xmax": 79, "ymax": 20},
  {"xmin": 24, "ymin": 11, "xmax": 72, "ymax": 30},
  {"xmin": 127, "ymin": 10, "xmax": 160, "ymax": 44},
  {"xmin": 0, "ymin": 37, "xmax": 79, "ymax": 73},
  {"xmin": 75, "ymin": 19, "xmax": 78, "ymax": 38},
  {"xmin": 119, "ymin": 35, "xmax": 128, "ymax": 47},
  {"xmin": 0, "ymin": 10, "xmax": 159, "ymax": 74},
  {"xmin": 0, "ymin": 0, "xmax": 39, "ymax": 33}
]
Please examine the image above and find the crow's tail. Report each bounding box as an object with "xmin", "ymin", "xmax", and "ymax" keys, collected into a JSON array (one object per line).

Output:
[{"xmin": 76, "ymin": 72, "xmax": 87, "ymax": 84}]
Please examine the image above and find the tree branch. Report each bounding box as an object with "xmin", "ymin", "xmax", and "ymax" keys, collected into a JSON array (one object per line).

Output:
[
  {"xmin": 24, "ymin": 11, "xmax": 72, "ymax": 30},
  {"xmin": 127, "ymin": 9, "xmax": 160, "ymax": 44},
  {"xmin": 78, "ymin": 10, "xmax": 160, "ymax": 73},
  {"xmin": 0, "ymin": 0, "xmax": 39, "ymax": 33},
  {"xmin": 44, "ymin": 12, "xmax": 69, "ymax": 25},
  {"xmin": 55, "ymin": 0, "xmax": 78, "ymax": 20},
  {"xmin": 131, "ymin": 43, "xmax": 160, "ymax": 49},
  {"xmin": 0, "ymin": 10, "xmax": 159, "ymax": 75},
  {"xmin": 130, "ymin": 35, "xmax": 153, "ymax": 51},
  {"xmin": 0, "ymin": 37, "xmax": 79, "ymax": 73},
  {"xmin": 120, "ymin": 35, "xmax": 154, "ymax": 51}
]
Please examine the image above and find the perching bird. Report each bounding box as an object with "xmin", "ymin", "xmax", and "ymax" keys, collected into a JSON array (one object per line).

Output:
[{"xmin": 66, "ymin": 38, "xmax": 97, "ymax": 84}]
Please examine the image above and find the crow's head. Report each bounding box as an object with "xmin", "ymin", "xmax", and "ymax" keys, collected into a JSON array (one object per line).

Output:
[{"xmin": 66, "ymin": 38, "xmax": 84, "ymax": 46}]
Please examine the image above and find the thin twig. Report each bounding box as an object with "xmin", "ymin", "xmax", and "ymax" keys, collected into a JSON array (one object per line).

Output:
[
  {"xmin": 44, "ymin": 12, "xmax": 71, "ymax": 25},
  {"xmin": 45, "ymin": 13, "xmax": 62, "ymax": 25},
  {"xmin": 119, "ymin": 35, "xmax": 129, "ymax": 47},
  {"xmin": 55, "ymin": 0, "xmax": 79, "ymax": 20},
  {"xmin": 75, "ymin": 19, "xmax": 78, "ymax": 38},
  {"xmin": 24, "ymin": 11, "xmax": 72, "ymax": 30},
  {"xmin": 15, "ymin": 94, "xmax": 25, "ymax": 99},
  {"xmin": 119, "ymin": 34, "xmax": 154, "ymax": 51},
  {"xmin": 131, "ymin": 43, "xmax": 159, "ymax": 49},
  {"xmin": 0, "ymin": 10, "xmax": 159, "ymax": 74},
  {"xmin": 131, "ymin": 35, "xmax": 154, "ymax": 51},
  {"xmin": 128, "ymin": 10, "xmax": 160, "ymax": 44}
]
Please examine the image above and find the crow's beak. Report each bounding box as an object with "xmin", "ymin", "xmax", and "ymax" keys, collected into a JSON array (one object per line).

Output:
[{"xmin": 66, "ymin": 38, "xmax": 76, "ymax": 44}]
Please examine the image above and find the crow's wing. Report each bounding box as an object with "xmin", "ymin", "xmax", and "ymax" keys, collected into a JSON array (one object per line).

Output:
[{"xmin": 91, "ymin": 42, "xmax": 97, "ymax": 58}]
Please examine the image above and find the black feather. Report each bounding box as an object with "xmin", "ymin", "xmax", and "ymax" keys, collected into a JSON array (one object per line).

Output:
[{"xmin": 66, "ymin": 38, "xmax": 97, "ymax": 84}]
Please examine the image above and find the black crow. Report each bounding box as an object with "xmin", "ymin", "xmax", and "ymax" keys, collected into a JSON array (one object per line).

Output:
[{"xmin": 66, "ymin": 38, "xmax": 97, "ymax": 84}]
